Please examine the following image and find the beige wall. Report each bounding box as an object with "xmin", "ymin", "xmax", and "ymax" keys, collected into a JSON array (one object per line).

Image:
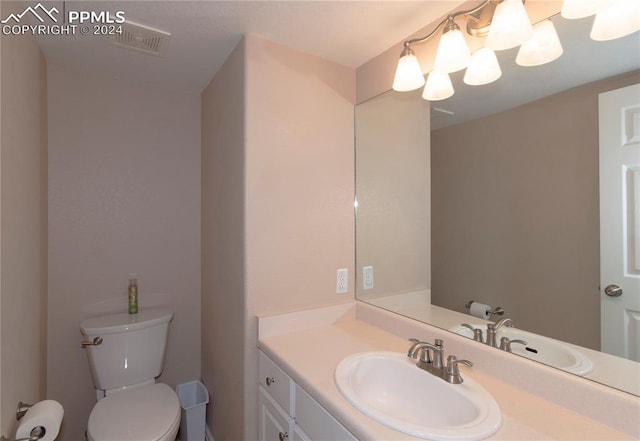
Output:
[
  {"xmin": 244, "ymin": 34, "xmax": 355, "ymax": 437},
  {"xmin": 355, "ymin": 89, "xmax": 431, "ymax": 300},
  {"xmin": 431, "ymin": 71, "xmax": 640, "ymax": 350},
  {"xmin": 47, "ymin": 63, "xmax": 201, "ymax": 440},
  {"xmin": 201, "ymin": 38, "xmax": 246, "ymax": 441},
  {"xmin": 244, "ymin": 34, "xmax": 355, "ymax": 316},
  {"xmin": 201, "ymin": 34, "xmax": 355, "ymax": 439},
  {"xmin": 0, "ymin": 0, "xmax": 48, "ymax": 435}
]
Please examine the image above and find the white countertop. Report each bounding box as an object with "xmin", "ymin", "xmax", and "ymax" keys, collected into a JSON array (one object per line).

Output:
[{"xmin": 258, "ymin": 301, "xmax": 639, "ymax": 441}]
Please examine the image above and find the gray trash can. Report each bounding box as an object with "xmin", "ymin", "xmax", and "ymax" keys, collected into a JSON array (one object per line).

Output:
[{"xmin": 176, "ymin": 380, "xmax": 209, "ymax": 441}]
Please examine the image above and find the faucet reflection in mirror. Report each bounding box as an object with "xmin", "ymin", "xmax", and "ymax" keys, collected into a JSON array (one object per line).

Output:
[{"xmin": 392, "ymin": 0, "xmax": 639, "ymax": 100}]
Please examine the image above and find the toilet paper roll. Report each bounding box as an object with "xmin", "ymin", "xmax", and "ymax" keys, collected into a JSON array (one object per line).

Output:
[
  {"xmin": 15, "ymin": 400, "xmax": 64, "ymax": 441},
  {"xmin": 470, "ymin": 302, "xmax": 491, "ymax": 320}
]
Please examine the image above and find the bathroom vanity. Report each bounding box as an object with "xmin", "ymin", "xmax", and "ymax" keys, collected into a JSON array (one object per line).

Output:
[
  {"xmin": 258, "ymin": 301, "xmax": 639, "ymax": 440},
  {"xmin": 258, "ymin": 351, "xmax": 357, "ymax": 441}
]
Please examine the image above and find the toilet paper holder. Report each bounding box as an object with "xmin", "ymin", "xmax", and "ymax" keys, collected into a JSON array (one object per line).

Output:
[
  {"xmin": 0, "ymin": 426, "xmax": 46, "ymax": 441},
  {"xmin": 0, "ymin": 402, "xmax": 45, "ymax": 441},
  {"xmin": 465, "ymin": 301, "xmax": 505, "ymax": 317},
  {"xmin": 16, "ymin": 402, "xmax": 34, "ymax": 421}
]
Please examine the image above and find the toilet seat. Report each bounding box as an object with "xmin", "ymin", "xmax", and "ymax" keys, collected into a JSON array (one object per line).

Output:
[{"xmin": 87, "ymin": 383, "xmax": 180, "ymax": 441}]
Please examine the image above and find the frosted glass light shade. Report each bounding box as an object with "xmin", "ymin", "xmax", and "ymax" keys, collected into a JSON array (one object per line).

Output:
[
  {"xmin": 561, "ymin": 0, "xmax": 617, "ymax": 19},
  {"xmin": 422, "ymin": 71, "xmax": 454, "ymax": 101},
  {"xmin": 591, "ymin": 0, "xmax": 640, "ymax": 41},
  {"xmin": 516, "ymin": 20, "xmax": 564, "ymax": 66},
  {"xmin": 433, "ymin": 28, "xmax": 471, "ymax": 73},
  {"xmin": 392, "ymin": 53, "xmax": 425, "ymax": 92},
  {"xmin": 486, "ymin": 0, "xmax": 533, "ymax": 51},
  {"xmin": 464, "ymin": 48, "xmax": 502, "ymax": 86}
]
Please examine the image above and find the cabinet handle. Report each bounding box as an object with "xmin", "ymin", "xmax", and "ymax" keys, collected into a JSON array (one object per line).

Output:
[
  {"xmin": 278, "ymin": 432, "xmax": 288, "ymax": 441},
  {"xmin": 266, "ymin": 376, "xmax": 275, "ymax": 386}
]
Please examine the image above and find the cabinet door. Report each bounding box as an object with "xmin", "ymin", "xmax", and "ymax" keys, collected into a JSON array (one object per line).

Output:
[
  {"xmin": 294, "ymin": 385, "xmax": 358, "ymax": 441},
  {"xmin": 259, "ymin": 387, "xmax": 293, "ymax": 441},
  {"xmin": 292, "ymin": 425, "xmax": 312, "ymax": 441}
]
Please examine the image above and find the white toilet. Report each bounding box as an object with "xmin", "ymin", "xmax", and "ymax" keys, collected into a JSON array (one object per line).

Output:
[{"xmin": 80, "ymin": 307, "xmax": 181, "ymax": 441}]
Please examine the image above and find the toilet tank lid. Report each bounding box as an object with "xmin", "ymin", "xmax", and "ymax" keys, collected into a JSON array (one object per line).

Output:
[{"xmin": 80, "ymin": 307, "xmax": 173, "ymax": 336}]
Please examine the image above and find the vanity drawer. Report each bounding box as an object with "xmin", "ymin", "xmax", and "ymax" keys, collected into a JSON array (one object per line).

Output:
[
  {"xmin": 294, "ymin": 385, "xmax": 357, "ymax": 441},
  {"xmin": 259, "ymin": 351, "xmax": 294, "ymax": 414}
]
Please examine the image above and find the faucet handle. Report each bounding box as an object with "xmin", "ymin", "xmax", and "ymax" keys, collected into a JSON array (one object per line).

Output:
[
  {"xmin": 499, "ymin": 337, "xmax": 528, "ymax": 353},
  {"xmin": 444, "ymin": 356, "xmax": 473, "ymax": 384},
  {"xmin": 445, "ymin": 355, "xmax": 473, "ymax": 372}
]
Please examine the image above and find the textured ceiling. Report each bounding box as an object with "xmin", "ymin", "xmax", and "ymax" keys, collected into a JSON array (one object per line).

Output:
[{"xmin": 30, "ymin": 1, "xmax": 461, "ymax": 93}]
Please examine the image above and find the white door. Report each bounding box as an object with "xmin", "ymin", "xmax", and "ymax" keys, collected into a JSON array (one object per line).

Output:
[{"xmin": 599, "ymin": 83, "xmax": 640, "ymax": 361}]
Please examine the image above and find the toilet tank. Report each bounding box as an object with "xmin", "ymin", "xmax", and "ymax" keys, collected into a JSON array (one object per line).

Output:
[{"xmin": 80, "ymin": 308, "xmax": 173, "ymax": 392}]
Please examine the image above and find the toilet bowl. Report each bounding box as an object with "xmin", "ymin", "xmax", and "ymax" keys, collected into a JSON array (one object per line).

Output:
[
  {"xmin": 81, "ymin": 308, "xmax": 180, "ymax": 441},
  {"xmin": 87, "ymin": 383, "xmax": 180, "ymax": 441}
]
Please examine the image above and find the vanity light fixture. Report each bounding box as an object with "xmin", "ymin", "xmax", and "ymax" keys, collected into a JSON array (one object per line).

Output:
[
  {"xmin": 392, "ymin": 45, "xmax": 426, "ymax": 92},
  {"xmin": 464, "ymin": 47, "xmax": 502, "ymax": 86},
  {"xmin": 516, "ymin": 19, "xmax": 563, "ymax": 66},
  {"xmin": 433, "ymin": 16, "xmax": 472, "ymax": 73},
  {"xmin": 422, "ymin": 70, "xmax": 455, "ymax": 101},
  {"xmin": 560, "ymin": 0, "xmax": 617, "ymax": 19},
  {"xmin": 392, "ymin": 0, "xmax": 638, "ymax": 101},
  {"xmin": 590, "ymin": 0, "xmax": 640, "ymax": 41},
  {"xmin": 485, "ymin": 0, "xmax": 533, "ymax": 51}
]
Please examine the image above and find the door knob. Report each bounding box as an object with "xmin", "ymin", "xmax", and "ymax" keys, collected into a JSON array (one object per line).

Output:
[{"xmin": 604, "ymin": 284, "xmax": 623, "ymax": 297}]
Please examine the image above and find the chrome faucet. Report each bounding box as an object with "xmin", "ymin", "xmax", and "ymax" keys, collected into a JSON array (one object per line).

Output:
[
  {"xmin": 407, "ymin": 338, "xmax": 444, "ymax": 371},
  {"xmin": 461, "ymin": 324, "xmax": 484, "ymax": 343},
  {"xmin": 407, "ymin": 338, "xmax": 473, "ymax": 383},
  {"xmin": 486, "ymin": 318, "xmax": 514, "ymax": 347},
  {"xmin": 494, "ymin": 317, "xmax": 514, "ymax": 330},
  {"xmin": 408, "ymin": 338, "xmax": 432, "ymax": 364},
  {"xmin": 485, "ymin": 324, "xmax": 498, "ymax": 347}
]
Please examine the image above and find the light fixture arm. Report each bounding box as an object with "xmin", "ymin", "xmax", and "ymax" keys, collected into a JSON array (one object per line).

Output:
[
  {"xmin": 403, "ymin": 18, "xmax": 447, "ymax": 48},
  {"xmin": 402, "ymin": 0, "xmax": 496, "ymax": 49}
]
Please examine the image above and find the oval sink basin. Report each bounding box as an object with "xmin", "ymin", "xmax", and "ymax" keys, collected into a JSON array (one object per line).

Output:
[
  {"xmin": 449, "ymin": 324, "xmax": 593, "ymax": 376},
  {"xmin": 335, "ymin": 352, "xmax": 502, "ymax": 440}
]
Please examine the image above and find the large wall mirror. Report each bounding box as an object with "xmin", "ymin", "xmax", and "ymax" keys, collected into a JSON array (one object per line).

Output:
[{"xmin": 355, "ymin": 12, "xmax": 640, "ymax": 396}]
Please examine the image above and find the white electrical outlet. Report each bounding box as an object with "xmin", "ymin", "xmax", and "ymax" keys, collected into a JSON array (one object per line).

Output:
[
  {"xmin": 336, "ymin": 268, "xmax": 348, "ymax": 294},
  {"xmin": 363, "ymin": 266, "xmax": 374, "ymax": 290}
]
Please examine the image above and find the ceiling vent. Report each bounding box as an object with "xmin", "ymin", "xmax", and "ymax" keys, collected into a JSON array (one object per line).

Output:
[{"xmin": 109, "ymin": 21, "xmax": 171, "ymax": 57}]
